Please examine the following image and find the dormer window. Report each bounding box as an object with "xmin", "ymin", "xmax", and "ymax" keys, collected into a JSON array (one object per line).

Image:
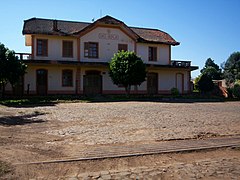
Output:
[
  {"xmin": 149, "ymin": 46, "xmax": 157, "ymax": 61},
  {"xmin": 37, "ymin": 39, "xmax": 48, "ymax": 56},
  {"xmin": 84, "ymin": 42, "xmax": 99, "ymax": 58}
]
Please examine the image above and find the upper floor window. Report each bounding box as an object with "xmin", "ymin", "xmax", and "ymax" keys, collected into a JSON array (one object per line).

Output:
[
  {"xmin": 118, "ymin": 44, "xmax": 128, "ymax": 52},
  {"xmin": 37, "ymin": 39, "xmax": 48, "ymax": 56},
  {"xmin": 62, "ymin": 41, "xmax": 73, "ymax": 58},
  {"xmin": 148, "ymin": 46, "xmax": 157, "ymax": 61},
  {"xmin": 84, "ymin": 42, "xmax": 99, "ymax": 58},
  {"xmin": 62, "ymin": 69, "xmax": 73, "ymax": 87}
]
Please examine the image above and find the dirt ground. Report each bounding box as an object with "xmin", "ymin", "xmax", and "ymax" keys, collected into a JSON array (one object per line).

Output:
[{"xmin": 0, "ymin": 101, "xmax": 240, "ymax": 179}]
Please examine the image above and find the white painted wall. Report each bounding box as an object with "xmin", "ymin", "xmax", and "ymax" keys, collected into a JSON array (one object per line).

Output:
[
  {"xmin": 34, "ymin": 35, "xmax": 78, "ymax": 61},
  {"xmin": 24, "ymin": 65, "xmax": 76, "ymax": 93},
  {"xmin": 6, "ymin": 65, "xmax": 189, "ymax": 94},
  {"xmin": 137, "ymin": 43, "xmax": 170, "ymax": 65},
  {"xmin": 80, "ymin": 67, "xmax": 146, "ymax": 92},
  {"xmin": 157, "ymin": 70, "xmax": 189, "ymax": 92},
  {"xmin": 29, "ymin": 29, "xmax": 171, "ymax": 67},
  {"xmin": 80, "ymin": 27, "xmax": 135, "ymax": 62}
]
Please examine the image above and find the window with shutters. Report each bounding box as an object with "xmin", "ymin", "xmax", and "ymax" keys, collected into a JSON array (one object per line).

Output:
[
  {"xmin": 62, "ymin": 41, "xmax": 73, "ymax": 57},
  {"xmin": 118, "ymin": 44, "xmax": 128, "ymax": 52},
  {"xmin": 62, "ymin": 70, "xmax": 73, "ymax": 87},
  {"xmin": 84, "ymin": 42, "xmax": 99, "ymax": 58},
  {"xmin": 148, "ymin": 47, "xmax": 157, "ymax": 61},
  {"xmin": 37, "ymin": 39, "xmax": 48, "ymax": 56}
]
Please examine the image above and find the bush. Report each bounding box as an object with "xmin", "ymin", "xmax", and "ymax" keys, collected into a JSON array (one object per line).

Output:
[
  {"xmin": 197, "ymin": 74, "xmax": 214, "ymax": 93},
  {"xmin": 194, "ymin": 75, "xmax": 201, "ymax": 91},
  {"xmin": 232, "ymin": 83, "xmax": 240, "ymax": 98},
  {"xmin": 171, "ymin": 87, "xmax": 180, "ymax": 97},
  {"xmin": 227, "ymin": 88, "xmax": 233, "ymax": 98}
]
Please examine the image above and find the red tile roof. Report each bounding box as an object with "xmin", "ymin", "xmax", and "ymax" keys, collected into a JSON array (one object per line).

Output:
[{"xmin": 23, "ymin": 15, "xmax": 179, "ymax": 45}]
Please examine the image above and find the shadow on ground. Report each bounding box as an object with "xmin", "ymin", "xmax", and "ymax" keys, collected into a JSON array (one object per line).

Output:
[
  {"xmin": 85, "ymin": 95, "xmax": 226, "ymax": 104},
  {"xmin": 0, "ymin": 112, "xmax": 46, "ymax": 126}
]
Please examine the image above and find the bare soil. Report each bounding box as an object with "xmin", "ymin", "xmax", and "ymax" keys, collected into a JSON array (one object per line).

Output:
[{"xmin": 0, "ymin": 101, "xmax": 239, "ymax": 178}]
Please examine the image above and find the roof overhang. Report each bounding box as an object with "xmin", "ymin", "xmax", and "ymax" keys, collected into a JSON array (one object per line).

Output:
[{"xmin": 24, "ymin": 60, "xmax": 198, "ymax": 71}]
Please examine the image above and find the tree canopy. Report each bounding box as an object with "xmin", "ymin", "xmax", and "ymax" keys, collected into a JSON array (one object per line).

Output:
[
  {"xmin": 197, "ymin": 74, "xmax": 214, "ymax": 93},
  {"xmin": 109, "ymin": 51, "xmax": 146, "ymax": 95},
  {"xmin": 223, "ymin": 52, "xmax": 240, "ymax": 86},
  {"xmin": 200, "ymin": 58, "xmax": 222, "ymax": 80},
  {"xmin": 0, "ymin": 43, "xmax": 27, "ymax": 96}
]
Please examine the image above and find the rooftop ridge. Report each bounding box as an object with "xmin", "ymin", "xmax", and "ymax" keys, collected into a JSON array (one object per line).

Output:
[
  {"xmin": 24, "ymin": 17, "xmax": 165, "ymax": 32},
  {"xmin": 23, "ymin": 16, "xmax": 179, "ymax": 45},
  {"xmin": 24, "ymin": 17, "xmax": 91, "ymax": 25}
]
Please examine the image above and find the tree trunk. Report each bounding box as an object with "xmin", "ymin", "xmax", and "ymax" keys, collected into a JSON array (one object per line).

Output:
[
  {"xmin": 11, "ymin": 84, "xmax": 15, "ymax": 96},
  {"xmin": 1, "ymin": 83, "xmax": 6, "ymax": 98},
  {"xmin": 124, "ymin": 85, "xmax": 131, "ymax": 97}
]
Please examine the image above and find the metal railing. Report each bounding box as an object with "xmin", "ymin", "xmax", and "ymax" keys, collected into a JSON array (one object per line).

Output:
[
  {"xmin": 171, "ymin": 60, "xmax": 191, "ymax": 67},
  {"xmin": 15, "ymin": 53, "xmax": 32, "ymax": 60}
]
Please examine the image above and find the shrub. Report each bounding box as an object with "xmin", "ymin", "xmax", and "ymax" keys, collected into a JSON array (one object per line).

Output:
[
  {"xmin": 171, "ymin": 87, "xmax": 180, "ymax": 97},
  {"xmin": 197, "ymin": 74, "xmax": 214, "ymax": 93},
  {"xmin": 227, "ymin": 87, "xmax": 233, "ymax": 98},
  {"xmin": 232, "ymin": 83, "xmax": 240, "ymax": 98}
]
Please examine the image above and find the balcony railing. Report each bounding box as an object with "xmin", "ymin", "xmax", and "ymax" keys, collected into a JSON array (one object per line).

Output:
[
  {"xmin": 13, "ymin": 53, "xmax": 193, "ymax": 68},
  {"xmin": 15, "ymin": 53, "xmax": 32, "ymax": 60},
  {"xmin": 171, "ymin": 60, "xmax": 191, "ymax": 67}
]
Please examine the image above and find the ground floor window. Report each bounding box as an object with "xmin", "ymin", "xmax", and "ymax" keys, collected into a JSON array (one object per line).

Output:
[{"xmin": 62, "ymin": 70, "xmax": 73, "ymax": 87}]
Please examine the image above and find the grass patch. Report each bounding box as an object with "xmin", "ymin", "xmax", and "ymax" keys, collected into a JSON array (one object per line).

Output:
[
  {"xmin": 0, "ymin": 161, "xmax": 12, "ymax": 177},
  {"xmin": 0, "ymin": 95, "xmax": 89, "ymax": 106},
  {"xmin": 1, "ymin": 93, "xmax": 238, "ymax": 106}
]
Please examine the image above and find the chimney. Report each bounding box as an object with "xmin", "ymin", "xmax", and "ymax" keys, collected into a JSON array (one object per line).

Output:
[{"xmin": 53, "ymin": 20, "xmax": 58, "ymax": 31}]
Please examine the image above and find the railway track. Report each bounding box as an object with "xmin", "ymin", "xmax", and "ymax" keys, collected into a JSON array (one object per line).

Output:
[{"xmin": 14, "ymin": 135, "xmax": 240, "ymax": 165}]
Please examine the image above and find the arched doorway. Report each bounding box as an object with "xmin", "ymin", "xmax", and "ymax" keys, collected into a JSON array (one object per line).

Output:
[
  {"xmin": 83, "ymin": 70, "xmax": 102, "ymax": 95},
  {"xmin": 176, "ymin": 73, "xmax": 184, "ymax": 94},
  {"xmin": 36, "ymin": 69, "xmax": 48, "ymax": 95}
]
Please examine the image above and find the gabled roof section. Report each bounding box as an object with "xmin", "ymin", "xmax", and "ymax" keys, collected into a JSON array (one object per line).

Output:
[
  {"xmin": 73, "ymin": 15, "xmax": 139, "ymax": 40},
  {"xmin": 131, "ymin": 27, "xmax": 179, "ymax": 45},
  {"xmin": 23, "ymin": 15, "xmax": 179, "ymax": 45},
  {"xmin": 23, "ymin": 18, "xmax": 90, "ymax": 35}
]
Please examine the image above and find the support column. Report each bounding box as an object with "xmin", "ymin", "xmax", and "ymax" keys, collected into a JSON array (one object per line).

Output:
[
  {"xmin": 77, "ymin": 38, "xmax": 80, "ymax": 61},
  {"xmin": 188, "ymin": 71, "xmax": 192, "ymax": 93},
  {"xmin": 31, "ymin": 35, "xmax": 35, "ymax": 59},
  {"xmin": 76, "ymin": 68, "xmax": 81, "ymax": 94}
]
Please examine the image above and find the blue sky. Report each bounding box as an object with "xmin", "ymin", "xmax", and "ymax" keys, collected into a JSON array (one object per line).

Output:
[{"xmin": 0, "ymin": 0, "xmax": 239, "ymax": 78}]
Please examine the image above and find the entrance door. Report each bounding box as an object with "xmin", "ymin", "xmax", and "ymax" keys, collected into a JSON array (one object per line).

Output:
[
  {"xmin": 83, "ymin": 71, "xmax": 102, "ymax": 95},
  {"xmin": 36, "ymin": 69, "xmax": 48, "ymax": 95},
  {"xmin": 176, "ymin": 73, "xmax": 183, "ymax": 94},
  {"xmin": 147, "ymin": 73, "xmax": 158, "ymax": 95}
]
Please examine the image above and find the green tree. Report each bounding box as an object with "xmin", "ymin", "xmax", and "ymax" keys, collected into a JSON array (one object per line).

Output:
[
  {"xmin": 200, "ymin": 58, "xmax": 222, "ymax": 80},
  {"xmin": 197, "ymin": 74, "xmax": 214, "ymax": 93},
  {"xmin": 223, "ymin": 52, "xmax": 240, "ymax": 86},
  {"xmin": 232, "ymin": 82, "xmax": 240, "ymax": 98},
  {"xmin": 0, "ymin": 43, "xmax": 8, "ymax": 95},
  {"xmin": 194, "ymin": 75, "xmax": 201, "ymax": 91},
  {"xmin": 0, "ymin": 43, "xmax": 27, "ymax": 97},
  {"xmin": 109, "ymin": 51, "xmax": 146, "ymax": 95}
]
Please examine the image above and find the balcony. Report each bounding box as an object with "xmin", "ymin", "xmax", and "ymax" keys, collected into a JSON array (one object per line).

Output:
[
  {"xmin": 15, "ymin": 53, "xmax": 32, "ymax": 60},
  {"xmin": 171, "ymin": 60, "xmax": 191, "ymax": 67}
]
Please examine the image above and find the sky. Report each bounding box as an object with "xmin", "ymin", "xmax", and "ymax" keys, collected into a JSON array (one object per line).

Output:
[{"xmin": 0, "ymin": 0, "xmax": 239, "ymax": 78}]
